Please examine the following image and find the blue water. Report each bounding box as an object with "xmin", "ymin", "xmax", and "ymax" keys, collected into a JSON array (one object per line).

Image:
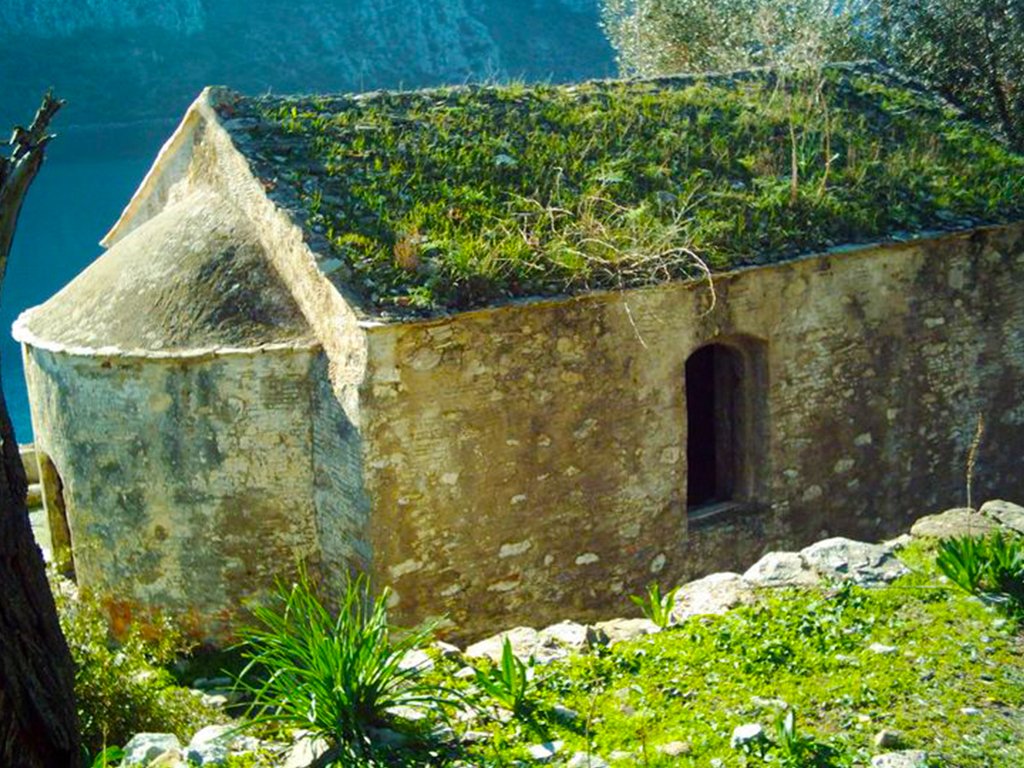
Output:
[{"xmin": 3, "ymin": 152, "xmax": 153, "ymax": 439}]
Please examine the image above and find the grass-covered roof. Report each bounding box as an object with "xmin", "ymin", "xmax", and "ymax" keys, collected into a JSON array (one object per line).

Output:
[{"xmin": 219, "ymin": 62, "xmax": 1024, "ymax": 316}]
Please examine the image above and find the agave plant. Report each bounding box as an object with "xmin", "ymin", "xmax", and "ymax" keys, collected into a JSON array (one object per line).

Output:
[
  {"xmin": 629, "ymin": 582, "xmax": 680, "ymax": 629},
  {"xmin": 472, "ymin": 637, "xmax": 537, "ymax": 718},
  {"xmin": 937, "ymin": 531, "xmax": 1024, "ymax": 622},
  {"xmin": 234, "ymin": 569, "xmax": 457, "ymax": 760}
]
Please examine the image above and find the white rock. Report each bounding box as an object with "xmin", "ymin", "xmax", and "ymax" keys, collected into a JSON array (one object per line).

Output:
[
  {"xmin": 189, "ymin": 725, "xmax": 233, "ymax": 746},
  {"xmin": 657, "ymin": 740, "xmax": 691, "ymax": 756},
  {"xmin": 148, "ymin": 750, "xmax": 187, "ymax": 767},
  {"xmin": 398, "ymin": 648, "xmax": 434, "ymax": 672},
  {"xmin": 874, "ymin": 729, "xmax": 903, "ymax": 748},
  {"xmin": 592, "ymin": 617, "xmax": 659, "ymax": 646},
  {"xmin": 871, "ymin": 751, "xmax": 929, "ymax": 768},
  {"xmin": 743, "ymin": 552, "xmax": 820, "ymax": 588},
  {"xmin": 526, "ymin": 740, "xmax": 563, "ymax": 761},
  {"xmin": 123, "ymin": 734, "xmax": 182, "ymax": 766},
  {"xmin": 385, "ymin": 704, "xmax": 428, "ymax": 722},
  {"xmin": 186, "ymin": 725, "xmax": 234, "ymax": 766},
  {"xmin": 911, "ymin": 508, "xmax": 999, "ymax": 539},
  {"xmin": 670, "ymin": 572, "xmax": 757, "ymax": 625},
  {"xmin": 539, "ymin": 620, "xmax": 591, "ymax": 650},
  {"xmin": 869, "ymin": 643, "xmax": 898, "ymax": 655},
  {"xmin": 800, "ymin": 538, "xmax": 908, "ymax": 586},
  {"xmin": 730, "ymin": 723, "xmax": 765, "ymax": 748},
  {"xmin": 566, "ymin": 751, "xmax": 610, "ymax": 768},
  {"xmin": 283, "ymin": 733, "xmax": 330, "ymax": 768},
  {"xmin": 200, "ymin": 693, "xmax": 230, "ymax": 709},
  {"xmin": 465, "ymin": 626, "xmax": 540, "ymax": 662},
  {"xmin": 433, "ymin": 640, "xmax": 463, "ymax": 659},
  {"xmin": 980, "ymin": 499, "xmax": 1024, "ymax": 535}
]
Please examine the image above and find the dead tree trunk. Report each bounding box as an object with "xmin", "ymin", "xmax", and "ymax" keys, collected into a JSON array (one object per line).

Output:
[{"xmin": 0, "ymin": 92, "xmax": 80, "ymax": 768}]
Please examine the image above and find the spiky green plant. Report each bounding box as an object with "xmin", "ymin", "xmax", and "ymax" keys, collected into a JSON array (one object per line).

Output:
[
  {"xmin": 234, "ymin": 569, "xmax": 456, "ymax": 759},
  {"xmin": 772, "ymin": 708, "xmax": 842, "ymax": 766},
  {"xmin": 629, "ymin": 582, "xmax": 680, "ymax": 629},
  {"xmin": 472, "ymin": 638, "xmax": 538, "ymax": 719},
  {"xmin": 937, "ymin": 532, "xmax": 1024, "ymax": 622}
]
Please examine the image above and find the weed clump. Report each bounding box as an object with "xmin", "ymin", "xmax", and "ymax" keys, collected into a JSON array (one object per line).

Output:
[
  {"xmin": 233, "ymin": 570, "xmax": 457, "ymax": 763},
  {"xmin": 52, "ymin": 574, "xmax": 217, "ymax": 756},
  {"xmin": 227, "ymin": 63, "xmax": 1024, "ymax": 314}
]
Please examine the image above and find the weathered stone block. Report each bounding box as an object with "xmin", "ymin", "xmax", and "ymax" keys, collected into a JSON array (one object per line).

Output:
[
  {"xmin": 980, "ymin": 499, "xmax": 1024, "ymax": 535},
  {"xmin": 910, "ymin": 508, "xmax": 999, "ymax": 539}
]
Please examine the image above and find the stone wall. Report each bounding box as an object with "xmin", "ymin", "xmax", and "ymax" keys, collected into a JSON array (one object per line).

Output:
[
  {"xmin": 23, "ymin": 344, "xmax": 325, "ymax": 641},
  {"xmin": 360, "ymin": 223, "xmax": 1024, "ymax": 640}
]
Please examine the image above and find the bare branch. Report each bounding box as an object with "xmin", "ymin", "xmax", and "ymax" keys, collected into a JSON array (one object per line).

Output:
[{"xmin": 0, "ymin": 91, "xmax": 64, "ymax": 290}]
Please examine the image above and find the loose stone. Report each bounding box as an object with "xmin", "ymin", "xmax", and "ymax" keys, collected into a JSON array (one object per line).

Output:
[
  {"xmin": 873, "ymin": 729, "xmax": 903, "ymax": 748},
  {"xmin": 730, "ymin": 723, "xmax": 766, "ymax": 748},
  {"xmin": 122, "ymin": 734, "xmax": 182, "ymax": 766}
]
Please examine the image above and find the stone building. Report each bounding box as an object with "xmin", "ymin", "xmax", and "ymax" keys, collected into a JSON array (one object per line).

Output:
[{"xmin": 14, "ymin": 64, "xmax": 1024, "ymax": 642}]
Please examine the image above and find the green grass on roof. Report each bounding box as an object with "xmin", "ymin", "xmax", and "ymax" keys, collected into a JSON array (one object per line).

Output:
[{"xmin": 227, "ymin": 64, "xmax": 1024, "ymax": 315}]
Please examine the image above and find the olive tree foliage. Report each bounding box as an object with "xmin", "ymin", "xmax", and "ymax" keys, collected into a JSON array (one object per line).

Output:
[
  {"xmin": 600, "ymin": 0, "xmax": 1024, "ymax": 150},
  {"xmin": 883, "ymin": 0, "xmax": 1024, "ymax": 150},
  {"xmin": 600, "ymin": 0, "xmax": 872, "ymax": 76}
]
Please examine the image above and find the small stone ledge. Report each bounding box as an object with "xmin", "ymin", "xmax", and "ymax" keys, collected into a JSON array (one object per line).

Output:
[
  {"xmin": 687, "ymin": 500, "xmax": 766, "ymax": 528},
  {"xmin": 979, "ymin": 499, "xmax": 1024, "ymax": 536}
]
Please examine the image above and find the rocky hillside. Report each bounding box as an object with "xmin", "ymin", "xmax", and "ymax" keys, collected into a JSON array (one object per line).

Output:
[
  {"xmin": 0, "ymin": 0, "xmax": 205, "ymax": 36},
  {"xmin": 0, "ymin": 0, "xmax": 614, "ymax": 151}
]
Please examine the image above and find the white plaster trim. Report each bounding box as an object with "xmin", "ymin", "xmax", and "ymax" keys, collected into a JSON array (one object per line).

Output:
[
  {"xmin": 101, "ymin": 98, "xmax": 205, "ymax": 248},
  {"xmin": 12, "ymin": 310, "xmax": 320, "ymax": 361}
]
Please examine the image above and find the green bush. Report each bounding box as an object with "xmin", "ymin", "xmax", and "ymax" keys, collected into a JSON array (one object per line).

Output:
[
  {"xmin": 51, "ymin": 575, "xmax": 217, "ymax": 756},
  {"xmin": 601, "ymin": 0, "xmax": 1024, "ymax": 152},
  {"xmin": 234, "ymin": 569, "xmax": 456, "ymax": 761},
  {"xmin": 937, "ymin": 531, "xmax": 1024, "ymax": 622}
]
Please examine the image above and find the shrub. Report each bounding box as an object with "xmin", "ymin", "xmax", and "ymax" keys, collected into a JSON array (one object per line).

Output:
[
  {"xmin": 234, "ymin": 569, "xmax": 455, "ymax": 761},
  {"xmin": 601, "ymin": 0, "xmax": 1024, "ymax": 152},
  {"xmin": 936, "ymin": 531, "xmax": 1024, "ymax": 622},
  {"xmin": 51, "ymin": 574, "xmax": 216, "ymax": 756}
]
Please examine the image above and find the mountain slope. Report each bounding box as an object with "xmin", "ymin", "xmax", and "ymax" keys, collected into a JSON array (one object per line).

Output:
[{"xmin": 0, "ymin": 0, "xmax": 614, "ymax": 152}]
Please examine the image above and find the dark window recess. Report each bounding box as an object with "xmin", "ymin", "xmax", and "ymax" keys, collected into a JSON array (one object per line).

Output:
[{"xmin": 685, "ymin": 343, "xmax": 741, "ymax": 509}]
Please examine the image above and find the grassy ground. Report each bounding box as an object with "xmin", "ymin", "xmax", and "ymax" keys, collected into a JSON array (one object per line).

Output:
[
  {"xmin": 201, "ymin": 538, "xmax": 1024, "ymax": 767},
  {"xmin": 418, "ymin": 540, "xmax": 1024, "ymax": 767},
  {"xmin": 227, "ymin": 63, "xmax": 1024, "ymax": 314}
]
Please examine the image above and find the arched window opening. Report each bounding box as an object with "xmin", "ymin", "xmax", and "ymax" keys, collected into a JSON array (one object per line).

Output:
[{"xmin": 685, "ymin": 339, "xmax": 766, "ymax": 515}]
